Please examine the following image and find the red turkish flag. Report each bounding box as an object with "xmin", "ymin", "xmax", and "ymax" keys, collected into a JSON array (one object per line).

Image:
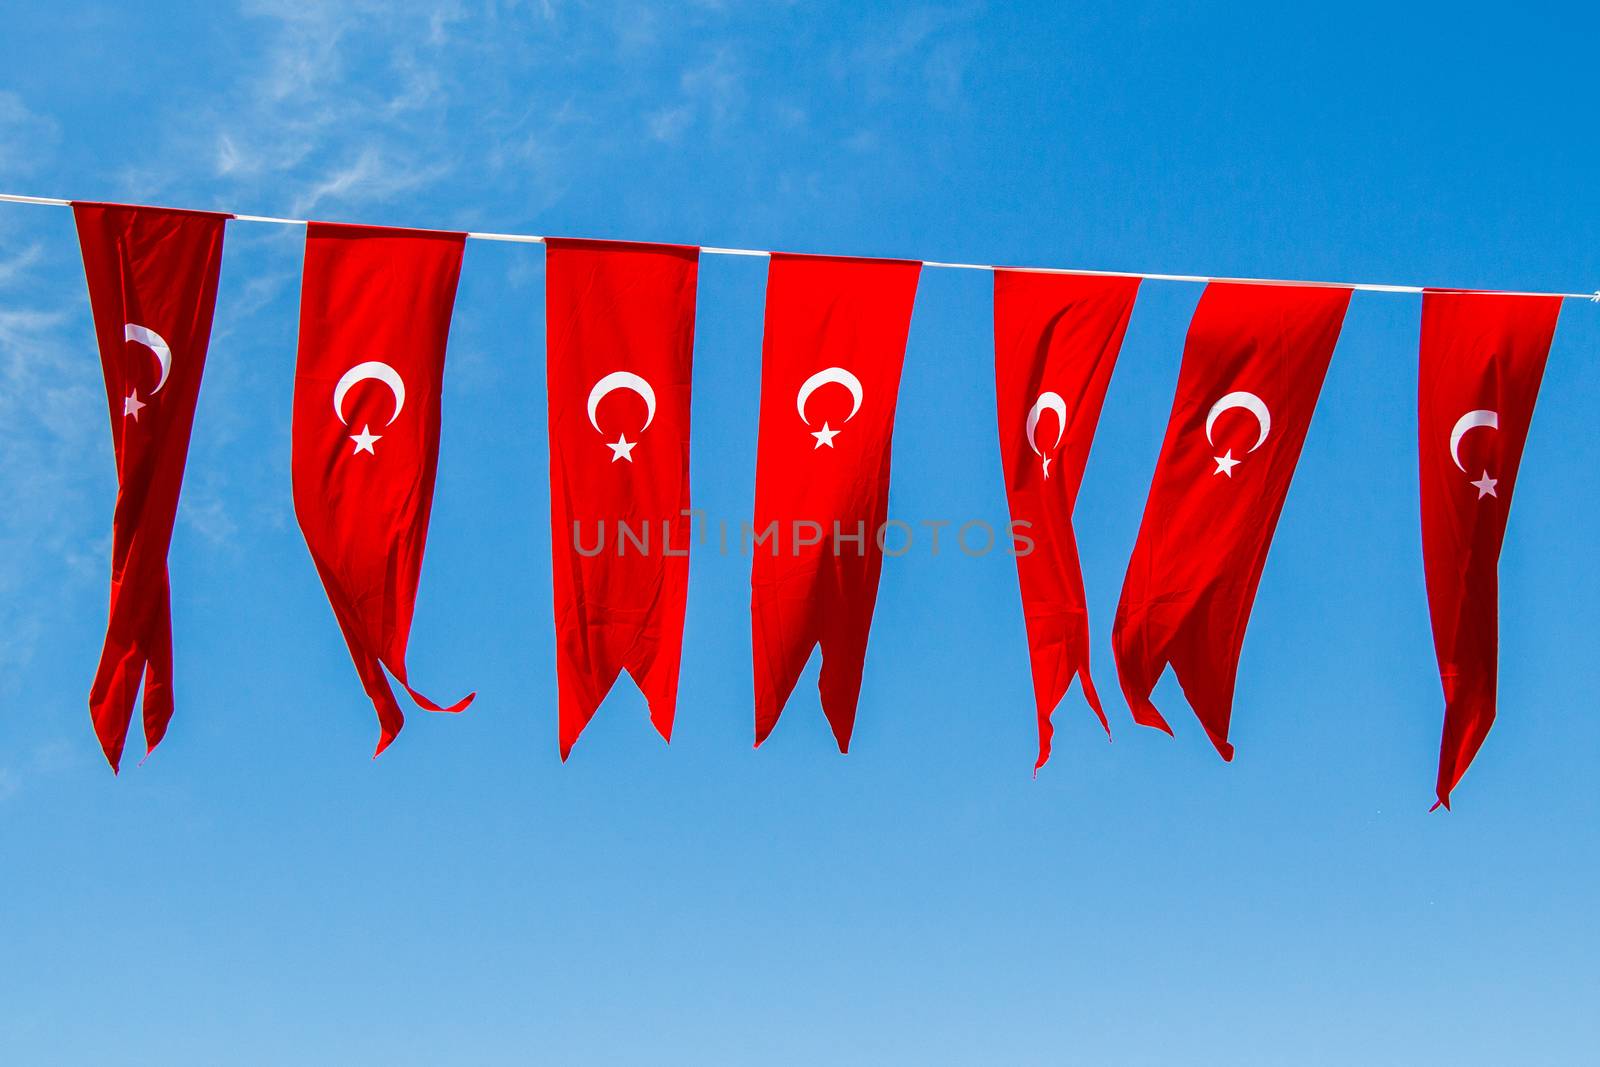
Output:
[
  {"xmin": 1113, "ymin": 282, "xmax": 1350, "ymax": 759},
  {"xmin": 994, "ymin": 270, "xmax": 1140, "ymax": 770},
  {"xmin": 74, "ymin": 202, "xmax": 228, "ymax": 771},
  {"xmin": 291, "ymin": 223, "xmax": 473, "ymax": 756},
  {"xmin": 545, "ymin": 238, "xmax": 699, "ymax": 759},
  {"xmin": 751, "ymin": 253, "xmax": 921, "ymax": 750},
  {"xmin": 1419, "ymin": 290, "xmax": 1559, "ymax": 809}
]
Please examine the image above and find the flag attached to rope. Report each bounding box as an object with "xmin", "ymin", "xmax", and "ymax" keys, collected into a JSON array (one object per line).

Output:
[
  {"xmin": 994, "ymin": 270, "xmax": 1140, "ymax": 770},
  {"xmin": 1419, "ymin": 289, "xmax": 1560, "ymax": 809},
  {"xmin": 1112, "ymin": 281, "xmax": 1350, "ymax": 759},
  {"xmin": 291, "ymin": 223, "xmax": 473, "ymax": 755},
  {"xmin": 751, "ymin": 253, "xmax": 921, "ymax": 750},
  {"xmin": 75, "ymin": 201, "xmax": 229, "ymax": 772},
  {"xmin": 546, "ymin": 238, "xmax": 700, "ymax": 759}
]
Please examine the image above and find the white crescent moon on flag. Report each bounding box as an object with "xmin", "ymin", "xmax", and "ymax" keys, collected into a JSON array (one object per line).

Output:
[
  {"xmin": 125, "ymin": 323, "xmax": 172, "ymax": 394},
  {"xmin": 333, "ymin": 361, "xmax": 407, "ymax": 426},
  {"xmin": 1025, "ymin": 391, "xmax": 1068, "ymax": 458},
  {"xmin": 796, "ymin": 366, "xmax": 863, "ymax": 425},
  {"xmin": 586, "ymin": 371, "xmax": 657, "ymax": 433},
  {"xmin": 1449, "ymin": 409, "xmax": 1499, "ymax": 472},
  {"xmin": 1206, "ymin": 390, "xmax": 1271, "ymax": 453}
]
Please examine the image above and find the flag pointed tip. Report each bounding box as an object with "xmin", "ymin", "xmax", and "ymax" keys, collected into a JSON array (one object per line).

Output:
[
  {"xmin": 648, "ymin": 700, "xmax": 674, "ymax": 745},
  {"xmin": 824, "ymin": 707, "xmax": 854, "ymax": 754},
  {"xmin": 95, "ymin": 732, "xmax": 123, "ymax": 775},
  {"xmin": 1084, "ymin": 691, "xmax": 1110, "ymax": 737},
  {"xmin": 1139, "ymin": 716, "xmax": 1175, "ymax": 738},
  {"xmin": 1128, "ymin": 696, "xmax": 1174, "ymax": 736}
]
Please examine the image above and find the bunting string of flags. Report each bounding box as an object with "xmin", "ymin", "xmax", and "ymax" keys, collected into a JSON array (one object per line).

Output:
[
  {"xmin": 9, "ymin": 192, "xmax": 1600, "ymax": 297},
  {"xmin": 4, "ymin": 190, "xmax": 1595, "ymax": 809}
]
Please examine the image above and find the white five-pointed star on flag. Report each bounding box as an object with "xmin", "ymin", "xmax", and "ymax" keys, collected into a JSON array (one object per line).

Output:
[
  {"xmin": 1471, "ymin": 470, "xmax": 1498, "ymax": 499},
  {"xmin": 123, "ymin": 390, "xmax": 147, "ymax": 420},
  {"xmin": 349, "ymin": 424, "xmax": 382, "ymax": 455},
  {"xmin": 606, "ymin": 434, "xmax": 637, "ymax": 462},
  {"xmin": 811, "ymin": 422, "xmax": 840, "ymax": 449},
  {"xmin": 1212, "ymin": 450, "xmax": 1240, "ymax": 477}
]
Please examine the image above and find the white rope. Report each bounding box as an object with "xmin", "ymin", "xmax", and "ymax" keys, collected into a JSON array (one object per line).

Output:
[{"xmin": 7, "ymin": 191, "xmax": 1597, "ymax": 301}]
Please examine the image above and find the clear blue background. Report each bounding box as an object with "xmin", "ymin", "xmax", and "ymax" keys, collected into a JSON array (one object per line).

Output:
[{"xmin": 2, "ymin": 3, "xmax": 1597, "ymax": 1063}]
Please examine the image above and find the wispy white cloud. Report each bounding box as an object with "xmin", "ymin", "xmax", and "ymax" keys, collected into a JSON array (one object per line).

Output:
[
  {"xmin": 854, "ymin": 4, "xmax": 974, "ymax": 69},
  {"xmin": 289, "ymin": 144, "xmax": 452, "ymax": 216},
  {"xmin": 127, "ymin": 2, "xmax": 486, "ymax": 215},
  {"xmin": 645, "ymin": 45, "xmax": 745, "ymax": 142},
  {"xmin": 177, "ymin": 494, "xmax": 240, "ymax": 545},
  {"xmin": 0, "ymin": 243, "xmax": 43, "ymax": 286},
  {"xmin": 682, "ymin": 46, "xmax": 743, "ymax": 125},
  {"xmin": 0, "ymin": 740, "xmax": 89, "ymax": 803},
  {"xmin": 0, "ymin": 91, "xmax": 60, "ymax": 179},
  {"xmin": 835, "ymin": 4, "xmax": 979, "ymax": 110},
  {"xmin": 0, "ymin": 226, "xmax": 101, "ymax": 704},
  {"xmin": 648, "ymin": 105, "xmax": 694, "ymax": 143}
]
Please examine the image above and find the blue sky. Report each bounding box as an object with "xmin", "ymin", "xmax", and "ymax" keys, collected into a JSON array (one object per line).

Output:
[{"xmin": 3, "ymin": 2, "xmax": 1599, "ymax": 1063}]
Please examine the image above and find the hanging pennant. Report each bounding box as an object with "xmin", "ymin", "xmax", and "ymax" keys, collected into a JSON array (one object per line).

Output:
[
  {"xmin": 994, "ymin": 270, "xmax": 1140, "ymax": 769},
  {"xmin": 291, "ymin": 223, "xmax": 473, "ymax": 755},
  {"xmin": 1112, "ymin": 282, "xmax": 1350, "ymax": 759},
  {"xmin": 545, "ymin": 238, "xmax": 700, "ymax": 759},
  {"xmin": 750, "ymin": 253, "xmax": 921, "ymax": 751},
  {"xmin": 1418, "ymin": 289, "xmax": 1560, "ymax": 809},
  {"xmin": 74, "ymin": 202, "xmax": 230, "ymax": 771}
]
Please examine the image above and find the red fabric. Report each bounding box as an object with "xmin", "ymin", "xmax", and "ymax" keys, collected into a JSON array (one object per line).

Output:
[
  {"xmin": 1113, "ymin": 282, "xmax": 1350, "ymax": 759},
  {"xmin": 74, "ymin": 202, "xmax": 228, "ymax": 772},
  {"xmin": 994, "ymin": 270, "xmax": 1140, "ymax": 770},
  {"xmin": 545, "ymin": 238, "xmax": 699, "ymax": 759},
  {"xmin": 1419, "ymin": 290, "xmax": 1559, "ymax": 809},
  {"xmin": 750, "ymin": 253, "xmax": 921, "ymax": 750},
  {"xmin": 291, "ymin": 223, "xmax": 473, "ymax": 756}
]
